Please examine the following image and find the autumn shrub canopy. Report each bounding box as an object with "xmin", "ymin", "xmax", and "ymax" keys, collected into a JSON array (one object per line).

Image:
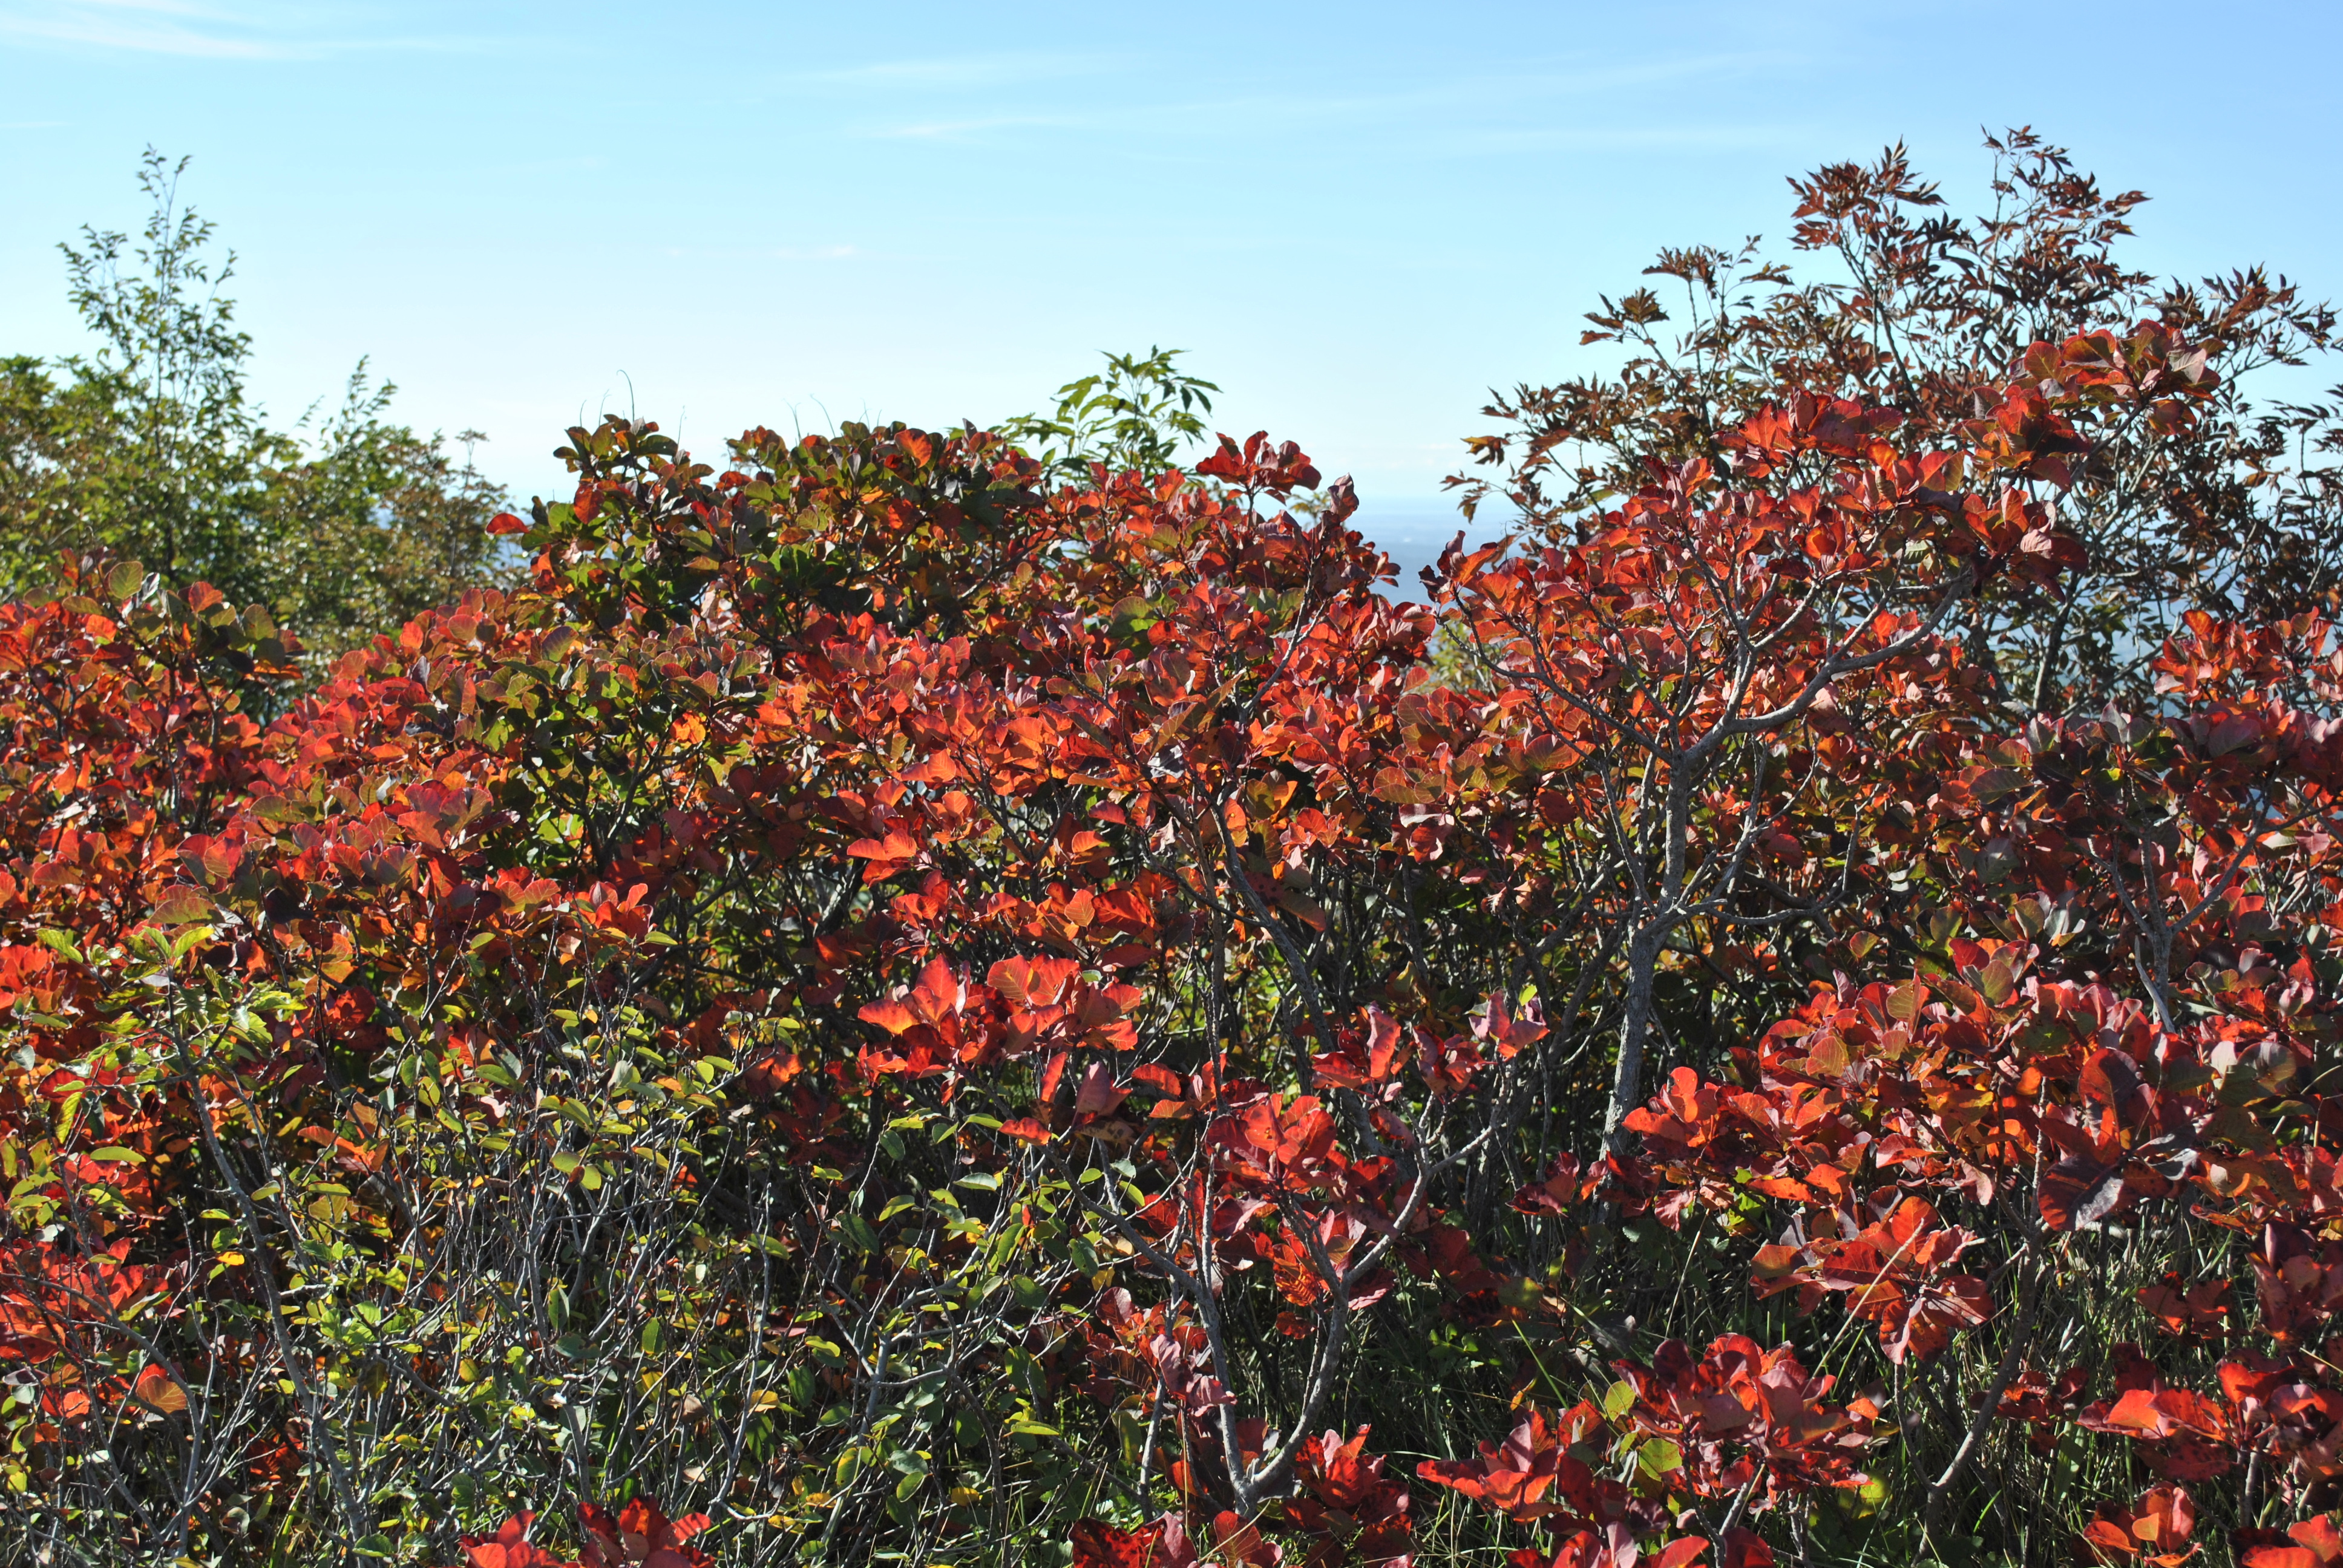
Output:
[{"xmin": 2, "ymin": 135, "xmax": 2342, "ymax": 1568}]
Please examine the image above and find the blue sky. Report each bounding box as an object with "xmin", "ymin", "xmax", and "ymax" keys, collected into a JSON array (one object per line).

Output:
[{"xmin": 4, "ymin": 1, "xmax": 2338, "ymax": 580}]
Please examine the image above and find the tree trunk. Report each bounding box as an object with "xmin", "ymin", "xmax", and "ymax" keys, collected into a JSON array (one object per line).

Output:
[{"xmin": 1601, "ymin": 921, "xmax": 1667, "ymax": 1155}]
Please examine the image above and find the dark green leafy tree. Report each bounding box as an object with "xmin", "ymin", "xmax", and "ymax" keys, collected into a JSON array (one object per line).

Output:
[{"xmin": 0, "ymin": 149, "xmax": 513, "ymax": 669}]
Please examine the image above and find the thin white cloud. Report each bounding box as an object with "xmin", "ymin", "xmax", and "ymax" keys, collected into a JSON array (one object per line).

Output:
[
  {"xmin": 1147, "ymin": 50, "xmax": 1800, "ymax": 130},
  {"xmin": 0, "ymin": 0, "xmax": 496, "ymax": 58},
  {"xmin": 59, "ymin": 0, "xmax": 229, "ymax": 17},
  {"xmin": 868, "ymin": 114, "xmax": 1076, "ymax": 142},
  {"xmin": 653, "ymin": 243, "xmax": 862, "ymax": 262},
  {"xmin": 1466, "ymin": 122, "xmax": 1813, "ymax": 154},
  {"xmin": 796, "ymin": 51, "xmax": 1121, "ymax": 89},
  {"xmin": 0, "ymin": 1, "xmax": 292, "ymax": 57},
  {"xmin": 833, "ymin": 48, "xmax": 1800, "ymax": 149}
]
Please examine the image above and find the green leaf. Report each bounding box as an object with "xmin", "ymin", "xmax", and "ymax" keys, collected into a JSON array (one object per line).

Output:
[
  {"xmin": 34, "ymin": 930, "xmax": 85, "ymax": 965},
  {"xmin": 839, "ymin": 1211, "xmax": 882, "ymax": 1253},
  {"xmin": 1602, "ymin": 1380, "xmax": 1636, "ymax": 1419}
]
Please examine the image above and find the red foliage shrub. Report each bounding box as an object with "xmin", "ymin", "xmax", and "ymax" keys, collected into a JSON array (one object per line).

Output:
[{"xmin": 4, "ymin": 141, "xmax": 2342, "ymax": 1568}]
